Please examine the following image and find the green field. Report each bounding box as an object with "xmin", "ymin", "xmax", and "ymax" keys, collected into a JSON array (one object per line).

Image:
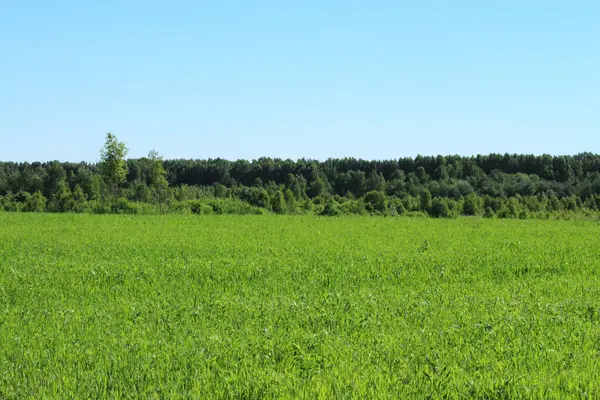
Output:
[{"xmin": 1, "ymin": 214, "xmax": 600, "ymax": 398}]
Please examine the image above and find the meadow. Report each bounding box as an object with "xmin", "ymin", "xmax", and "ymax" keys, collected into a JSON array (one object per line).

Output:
[{"xmin": 1, "ymin": 213, "xmax": 600, "ymax": 398}]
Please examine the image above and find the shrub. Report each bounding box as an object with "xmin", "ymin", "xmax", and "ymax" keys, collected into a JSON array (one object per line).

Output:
[
  {"xmin": 320, "ymin": 200, "xmax": 342, "ymax": 216},
  {"xmin": 205, "ymin": 198, "xmax": 264, "ymax": 215},
  {"xmin": 364, "ymin": 190, "xmax": 388, "ymax": 214},
  {"xmin": 429, "ymin": 197, "xmax": 451, "ymax": 218},
  {"xmin": 116, "ymin": 199, "xmax": 157, "ymax": 214},
  {"xmin": 340, "ymin": 199, "xmax": 367, "ymax": 215},
  {"xmin": 187, "ymin": 200, "xmax": 214, "ymax": 215}
]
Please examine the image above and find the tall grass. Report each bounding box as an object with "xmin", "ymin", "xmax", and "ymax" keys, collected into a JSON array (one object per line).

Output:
[{"xmin": 1, "ymin": 214, "xmax": 599, "ymax": 398}]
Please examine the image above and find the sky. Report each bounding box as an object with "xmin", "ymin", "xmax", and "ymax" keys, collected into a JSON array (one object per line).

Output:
[{"xmin": 1, "ymin": 1, "xmax": 599, "ymax": 162}]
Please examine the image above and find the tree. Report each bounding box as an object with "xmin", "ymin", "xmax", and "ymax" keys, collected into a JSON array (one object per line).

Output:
[
  {"xmin": 25, "ymin": 191, "xmax": 47, "ymax": 212},
  {"xmin": 129, "ymin": 181, "xmax": 152, "ymax": 203},
  {"xmin": 320, "ymin": 198, "xmax": 342, "ymax": 216},
  {"xmin": 430, "ymin": 197, "xmax": 451, "ymax": 218},
  {"xmin": 99, "ymin": 133, "xmax": 128, "ymax": 212},
  {"xmin": 49, "ymin": 180, "xmax": 72, "ymax": 212},
  {"xmin": 248, "ymin": 188, "xmax": 271, "ymax": 209},
  {"xmin": 0, "ymin": 169, "xmax": 7, "ymax": 195},
  {"xmin": 283, "ymin": 189, "xmax": 298, "ymax": 212},
  {"xmin": 286, "ymin": 173, "xmax": 307, "ymax": 199},
  {"xmin": 213, "ymin": 183, "xmax": 227, "ymax": 198},
  {"xmin": 72, "ymin": 185, "xmax": 88, "ymax": 213},
  {"xmin": 307, "ymin": 177, "xmax": 329, "ymax": 198},
  {"xmin": 349, "ymin": 171, "xmax": 367, "ymax": 197},
  {"xmin": 0, "ymin": 194, "xmax": 20, "ymax": 212},
  {"xmin": 548, "ymin": 193, "xmax": 564, "ymax": 211},
  {"xmin": 75, "ymin": 168, "xmax": 98, "ymax": 200},
  {"xmin": 21, "ymin": 167, "xmax": 44, "ymax": 193},
  {"xmin": 43, "ymin": 162, "xmax": 66, "ymax": 198},
  {"xmin": 147, "ymin": 150, "xmax": 171, "ymax": 212},
  {"xmin": 416, "ymin": 166, "xmax": 428, "ymax": 183},
  {"xmin": 462, "ymin": 193, "xmax": 481, "ymax": 216},
  {"xmin": 420, "ymin": 188, "xmax": 432, "ymax": 212},
  {"xmin": 307, "ymin": 164, "xmax": 331, "ymax": 198},
  {"xmin": 433, "ymin": 165, "xmax": 448, "ymax": 181},
  {"xmin": 271, "ymin": 190, "xmax": 286, "ymax": 214},
  {"xmin": 364, "ymin": 190, "xmax": 388, "ymax": 214},
  {"xmin": 146, "ymin": 150, "xmax": 166, "ymax": 186},
  {"xmin": 366, "ymin": 171, "xmax": 385, "ymax": 192}
]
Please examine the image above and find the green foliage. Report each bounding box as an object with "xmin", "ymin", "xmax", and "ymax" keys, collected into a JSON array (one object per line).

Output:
[
  {"xmin": 99, "ymin": 132, "xmax": 128, "ymax": 210},
  {"xmin": 340, "ymin": 198, "xmax": 367, "ymax": 215},
  {"xmin": 205, "ymin": 198, "xmax": 264, "ymax": 215},
  {"xmin": 366, "ymin": 170, "xmax": 386, "ymax": 192},
  {"xmin": 307, "ymin": 177, "xmax": 329, "ymax": 198},
  {"xmin": 88, "ymin": 199, "xmax": 111, "ymax": 214},
  {"xmin": 43, "ymin": 162, "xmax": 66, "ymax": 198},
  {"xmin": 388, "ymin": 197, "xmax": 406, "ymax": 215},
  {"xmin": 462, "ymin": 193, "xmax": 482, "ymax": 216},
  {"xmin": 364, "ymin": 190, "xmax": 388, "ymax": 214},
  {"xmin": 420, "ymin": 188, "xmax": 433, "ymax": 212},
  {"xmin": 116, "ymin": 198, "xmax": 157, "ymax": 214},
  {"xmin": 72, "ymin": 185, "xmax": 88, "ymax": 213},
  {"xmin": 4, "ymin": 140, "xmax": 600, "ymax": 219},
  {"xmin": 271, "ymin": 190, "xmax": 286, "ymax": 214},
  {"xmin": 24, "ymin": 191, "xmax": 47, "ymax": 212},
  {"xmin": 146, "ymin": 150, "xmax": 167, "ymax": 187},
  {"xmin": 320, "ymin": 198, "xmax": 342, "ymax": 216},
  {"xmin": 153, "ymin": 184, "xmax": 174, "ymax": 213},
  {"xmin": 187, "ymin": 200, "xmax": 214, "ymax": 215},
  {"xmin": 49, "ymin": 180, "xmax": 73, "ymax": 212},
  {"xmin": 0, "ymin": 195, "xmax": 20, "ymax": 212},
  {"xmin": 429, "ymin": 197, "xmax": 451, "ymax": 218},
  {"xmin": 283, "ymin": 189, "xmax": 298, "ymax": 213},
  {"xmin": 250, "ymin": 188, "xmax": 271, "ymax": 209},
  {"xmin": 128, "ymin": 181, "xmax": 152, "ymax": 203}
]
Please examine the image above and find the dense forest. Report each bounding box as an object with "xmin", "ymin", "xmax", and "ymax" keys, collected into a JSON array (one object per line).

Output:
[{"xmin": 2, "ymin": 134, "xmax": 600, "ymax": 218}]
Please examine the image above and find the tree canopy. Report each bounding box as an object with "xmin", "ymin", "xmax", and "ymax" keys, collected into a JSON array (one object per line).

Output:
[{"xmin": 2, "ymin": 135, "xmax": 600, "ymax": 218}]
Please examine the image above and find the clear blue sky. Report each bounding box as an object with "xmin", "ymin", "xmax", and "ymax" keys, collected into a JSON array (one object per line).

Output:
[{"xmin": 1, "ymin": 1, "xmax": 599, "ymax": 162}]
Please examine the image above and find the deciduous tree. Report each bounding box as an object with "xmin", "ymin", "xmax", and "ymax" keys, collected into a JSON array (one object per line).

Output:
[{"xmin": 99, "ymin": 133, "xmax": 128, "ymax": 211}]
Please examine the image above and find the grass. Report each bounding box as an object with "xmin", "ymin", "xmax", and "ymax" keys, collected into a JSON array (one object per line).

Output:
[{"xmin": 1, "ymin": 213, "xmax": 600, "ymax": 398}]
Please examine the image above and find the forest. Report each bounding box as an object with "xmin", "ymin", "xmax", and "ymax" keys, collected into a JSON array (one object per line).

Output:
[{"xmin": 2, "ymin": 133, "xmax": 600, "ymax": 218}]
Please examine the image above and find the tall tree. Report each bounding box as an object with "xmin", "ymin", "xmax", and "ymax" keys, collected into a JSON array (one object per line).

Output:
[
  {"xmin": 147, "ymin": 150, "xmax": 172, "ymax": 213},
  {"xmin": 99, "ymin": 133, "xmax": 128, "ymax": 211}
]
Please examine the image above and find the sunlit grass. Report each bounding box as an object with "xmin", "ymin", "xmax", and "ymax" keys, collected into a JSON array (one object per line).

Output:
[{"xmin": 1, "ymin": 213, "xmax": 599, "ymax": 398}]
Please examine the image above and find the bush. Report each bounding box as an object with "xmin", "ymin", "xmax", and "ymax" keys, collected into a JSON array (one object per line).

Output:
[
  {"xmin": 116, "ymin": 199, "xmax": 157, "ymax": 214},
  {"xmin": 186, "ymin": 200, "xmax": 214, "ymax": 215},
  {"xmin": 388, "ymin": 197, "xmax": 406, "ymax": 216},
  {"xmin": 429, "ymin": 197, "xmax": 452, "ymax": 218},
  {"xmin": 364, "ymin": 190, "xmax": 388, "ymax": 214},
  {"xmin": 88, "ymin": 200, "xmax": 111, "ymax": 214},
  {"xmin": 463, "ymin": 193, "xmax": 481, "ymax": 216},
  {"xmin": 0, "ymin": 194, "xmax": 21, "ymax": 212},
  {"xmin": 320, "ymin": 200, "xmax": 342, "ymax": 216},
  {"xmin": 205, "ymin": 198, "xmax": 264, "ymax": 215},
  {"xmin": 166, "ymin": 201, "xmax": 192, "ymax": 214},
  {"xmin": 340, "ymin": 199, "xmax": 367, "ymax": 215},
  {"xmin": 24, "ymin": 191, "xmax": 47, "ymax": 212}
]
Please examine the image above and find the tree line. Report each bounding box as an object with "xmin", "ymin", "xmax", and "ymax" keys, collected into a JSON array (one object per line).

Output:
[{"xmin": 1, "ymin": 133, "xmax": 600, "ymax": 218}]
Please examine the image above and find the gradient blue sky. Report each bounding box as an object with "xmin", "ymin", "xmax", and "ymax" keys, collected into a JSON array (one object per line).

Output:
[{"xmin": 1, "ymin": 1, "xmax": 599, "ymax": 162}]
